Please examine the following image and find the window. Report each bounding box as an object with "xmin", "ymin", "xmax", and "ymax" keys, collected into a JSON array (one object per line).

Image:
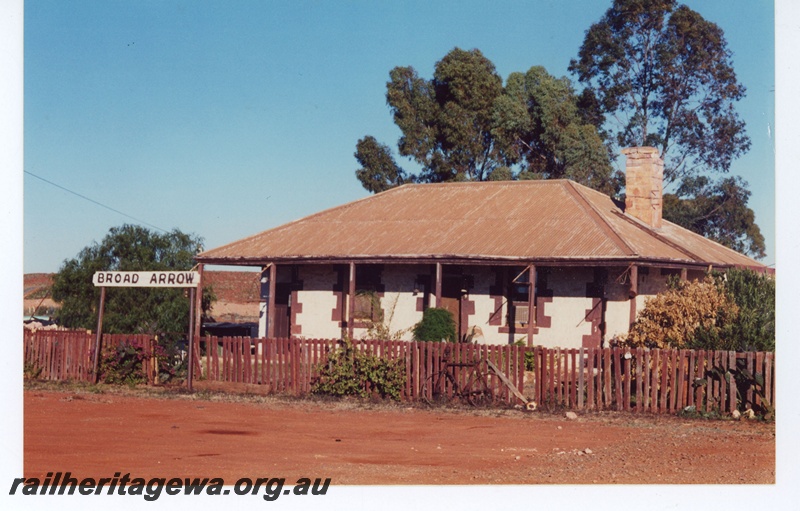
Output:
[
  {"xmin": 508, "ymin": 268, "xmax": 531, "ymax": 327},
  {"xmin": 353, "ymin": 266, "xmax": 383, "ymax": 323},
  {"xmin": 353, "ymin": 290, "xmax": 382, "ymax": 322}
]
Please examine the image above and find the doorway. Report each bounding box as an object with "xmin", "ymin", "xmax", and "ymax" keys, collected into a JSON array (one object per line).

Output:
[
  {"xmin": 273, "ymin": 282, "xmax": 292, "ymax": 338},
  {"xmin": 440, "ymin": 271, "xmax": 470, "ymax": 341}
]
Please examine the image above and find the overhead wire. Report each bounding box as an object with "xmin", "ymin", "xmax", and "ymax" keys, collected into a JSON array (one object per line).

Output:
[{"xmin": 24, "ymin": 169, "xmax": 169, "ymax": 233}]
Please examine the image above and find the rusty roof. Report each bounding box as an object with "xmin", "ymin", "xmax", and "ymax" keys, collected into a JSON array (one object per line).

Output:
[{"xmin": 196, "ymin": 180, "xmax": 766, "ymax": 270}]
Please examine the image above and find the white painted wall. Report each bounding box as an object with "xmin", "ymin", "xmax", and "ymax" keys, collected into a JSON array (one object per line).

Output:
[
  {"xmin": 634, "ymin": 269, "xmax": 671, "ymax": 313},
  {"xmin": 353, "ymin": 265, "xmax": 422, "ymax": 340},
  {"xmin": 605, "ymin": 276, "xmax": 632, "ymax": 341},
  {"xmin": 295, "ymin": 265, "xmax": 341, "ymax": 340},
  {"xmin": 533, "ymin": 267, "xmax": 594, "ymax": 349},
  {"xmin": 469, "ymin": 268, "xmax": 506, "ymax": 345}
]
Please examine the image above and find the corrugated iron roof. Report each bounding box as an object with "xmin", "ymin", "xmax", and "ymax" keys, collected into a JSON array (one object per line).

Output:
[{"xmin": 196, "ymin": 180, "xmax": 766, "ymax": 270}]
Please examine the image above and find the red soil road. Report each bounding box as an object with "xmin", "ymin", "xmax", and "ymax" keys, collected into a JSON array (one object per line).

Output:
[{"xmin": 24, "ymin": 388, "xmax": 775, "ymax": 485}]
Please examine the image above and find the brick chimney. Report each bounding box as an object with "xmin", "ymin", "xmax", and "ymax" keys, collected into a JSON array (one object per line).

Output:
[{"xmin": 622, "ymin": 146, "xmax": 663, "ymax": 229}]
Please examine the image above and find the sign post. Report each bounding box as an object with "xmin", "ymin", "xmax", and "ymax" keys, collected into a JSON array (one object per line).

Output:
[
  {"xmin": 92, "ymin": 287, "xmax": 106, "ymax": 384},
  {"xmin": 187, "ymin": 287, "xmax": 196, "ymax": 390},
  {"xmin": 92, "ymin": 271, "xmax": 202, "ymax": 390}
]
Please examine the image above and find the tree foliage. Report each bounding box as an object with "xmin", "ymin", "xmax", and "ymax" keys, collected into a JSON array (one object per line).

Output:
[
  {"xmin": 570, "ymin": 0, "xmax": 751, "ymax": 184},
  {"xmin": 355, "ymin": 48, "xmax": 616, "ymax": 193},
  {"xmin": 384, "ymin": 48, "xmax": 504, "ymax": 183},
  {"xmin": 354, "ymin": 136, "xmax": 407, "ymax": 194},
  {"xmin": 493, "ymin": 66, "xmax": 619, "ymax": 194},
  {"xmin": 663, "ymin": 176, "xmax": 766, "ymax": 259},
  {"xmin": 52, "ymin": 224, "xmax": 215, "ymax": 336}
]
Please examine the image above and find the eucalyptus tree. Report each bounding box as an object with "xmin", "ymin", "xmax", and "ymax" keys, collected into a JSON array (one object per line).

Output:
[
  {"xmin": 355, "ymin": 48, "xmax": 615, "ymax": 193},
  {"xmin": 570, "ymin": 0, "xmax": 763, "ymax": 257},
  {"xmin": 492, "ymin": 66, "xmax": 619, "ymax": 194},
  {"xmin": 569, "ymin": 0, "xmax": 750, "ymax": 183}
]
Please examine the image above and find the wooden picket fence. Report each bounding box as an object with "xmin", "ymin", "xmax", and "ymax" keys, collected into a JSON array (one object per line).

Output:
[
  {"xmin": 23, "ymin": 330, "xmax": 161, "ymax": 384},
  {"xmin": 24, "ymin": 330, "xmax": 776, "ymax": 415},
  {"xmin": 197, "ymin": 337, "xmax": 527, "ymax": 404},
  {"xmin": 23, "ymin": 330, "xmax": 95, "ymax": 382},
  {"xmin": 525, "ymin": 347, "xmax": 775, "ymax": 415}
]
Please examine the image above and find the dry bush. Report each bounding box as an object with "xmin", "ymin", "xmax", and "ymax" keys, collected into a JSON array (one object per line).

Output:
[{"xmin": 626, "ymin": 277, "xmax": 739, "ymax": 349}]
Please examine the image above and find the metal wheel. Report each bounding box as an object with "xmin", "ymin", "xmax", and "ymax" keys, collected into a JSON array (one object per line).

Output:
[
  {"xmin": 466, "ymin": 383, "xmax": 496, "ymax": 407},
  {"xmin": 422, "ymin": 371, "xmax": 459, "ymax": 406}
]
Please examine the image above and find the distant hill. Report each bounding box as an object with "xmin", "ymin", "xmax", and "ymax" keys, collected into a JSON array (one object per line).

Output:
[
  {"xmin": 24, "ymin": 273, "xmax": 53, "ymax": 299},
  {"xmin": 202, "ymin": 270, "xmax": 260, "ymax": 322},
  {"xmin": 23, "ymin": 273, "xmax": 56, "ymax": 317},
  {"xmin": 23, "ymin": 271, "xmax": 260, "ymax": 322}
]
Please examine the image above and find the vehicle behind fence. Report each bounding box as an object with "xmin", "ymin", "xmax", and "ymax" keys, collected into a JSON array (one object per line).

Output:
[{"xmin": 23, "ymin": 330, "xmax": 775, "ymax": 416}]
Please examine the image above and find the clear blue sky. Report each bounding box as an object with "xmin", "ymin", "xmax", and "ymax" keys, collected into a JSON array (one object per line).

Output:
[{"xmin": 23, "ymin": 0, "xmax": 776, "ymax": 273}]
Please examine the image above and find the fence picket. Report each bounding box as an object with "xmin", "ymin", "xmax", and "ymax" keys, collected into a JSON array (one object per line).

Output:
[
  {"xmin": 577, "ymin": 348, "xmax": 585, "ymax": 410},
  {"xmin": 676, "ymin": 350, "xmax": 686, "ymax": 410},
  {"xmin": 754, "ymin": 351, "xmax": 764, "ymax": 409},
  {"xmin": 692, "ymin": 350, "xmax": 703, "ymax": 411},
  {"xmin": 586, "ymin": 347, "xmax": 595, "ymax": 410},
  {"xmin": 614, "ymin": 348, "xmax": 623, "ymax": 411},
  {"xmin": 668, "ymin": 349, "xmax": 677, "ymax": 413},
  {"xmin": 622, "ymin": 348, "xmax": 631, "ymax": 412},
  {"xmin": 647, "ymin": 349, "xmax": 657, "ymax": 413},
  {"xmin": 764, "ymin": 352, "xmax": 773, "ymax": 410},
  {"xmin": 659, "ymin": 350, "xmax": 669, "ymax": 413},
  {"xmin": 708, "ymin": 351, "xmax": 718, "ymax": 413}
]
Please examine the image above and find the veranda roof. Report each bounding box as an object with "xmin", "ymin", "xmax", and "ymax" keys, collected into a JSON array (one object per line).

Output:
[{"xmin": 196, "ymin": 180, "xmax": 767, "ymax": 271}]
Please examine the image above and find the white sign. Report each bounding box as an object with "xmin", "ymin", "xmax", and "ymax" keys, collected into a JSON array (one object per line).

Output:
[{"xmin": 92, "ymin": 271, "xmax": 201, "ymax": 288}]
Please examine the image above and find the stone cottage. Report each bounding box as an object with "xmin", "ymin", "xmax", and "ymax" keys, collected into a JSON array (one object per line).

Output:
[{"xmin": 195, "ymin": 147, "xmax": 768, "ymax": 348}]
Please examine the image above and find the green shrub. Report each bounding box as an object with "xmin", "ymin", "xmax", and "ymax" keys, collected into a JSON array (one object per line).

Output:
[
  {"xmin": 99, "ymin": 338, "xmax": 184, "ymax": 385},
  {"xmin": 412, "ymin": 308, "xmax": 456, "ymax": 343},
  {"xmin": 513, "ymin": 339, "xmax": 536, "ymax": 371},
  {"xmin": 313, "ymin": 339, "xmax": 406, "ymax": 400},
  {"xmin": 715, "ymin": 269, "xmax": 775, "ymax": 352}
]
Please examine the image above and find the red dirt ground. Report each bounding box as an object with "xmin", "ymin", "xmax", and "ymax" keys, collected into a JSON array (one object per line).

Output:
[{"xmin": 24, "ymin": 385, "xmax": 774, "ymax": 485}]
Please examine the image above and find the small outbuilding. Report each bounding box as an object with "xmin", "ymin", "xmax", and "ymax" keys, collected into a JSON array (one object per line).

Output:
[{"xmin": 195, "ymin": 147, "xmax": 768, "ymax": 348}]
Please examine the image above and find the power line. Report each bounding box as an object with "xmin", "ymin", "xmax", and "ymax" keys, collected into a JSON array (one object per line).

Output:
[{"xmin": 24, "ymin": 170, "xmax": 169, "ymax": 233}]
